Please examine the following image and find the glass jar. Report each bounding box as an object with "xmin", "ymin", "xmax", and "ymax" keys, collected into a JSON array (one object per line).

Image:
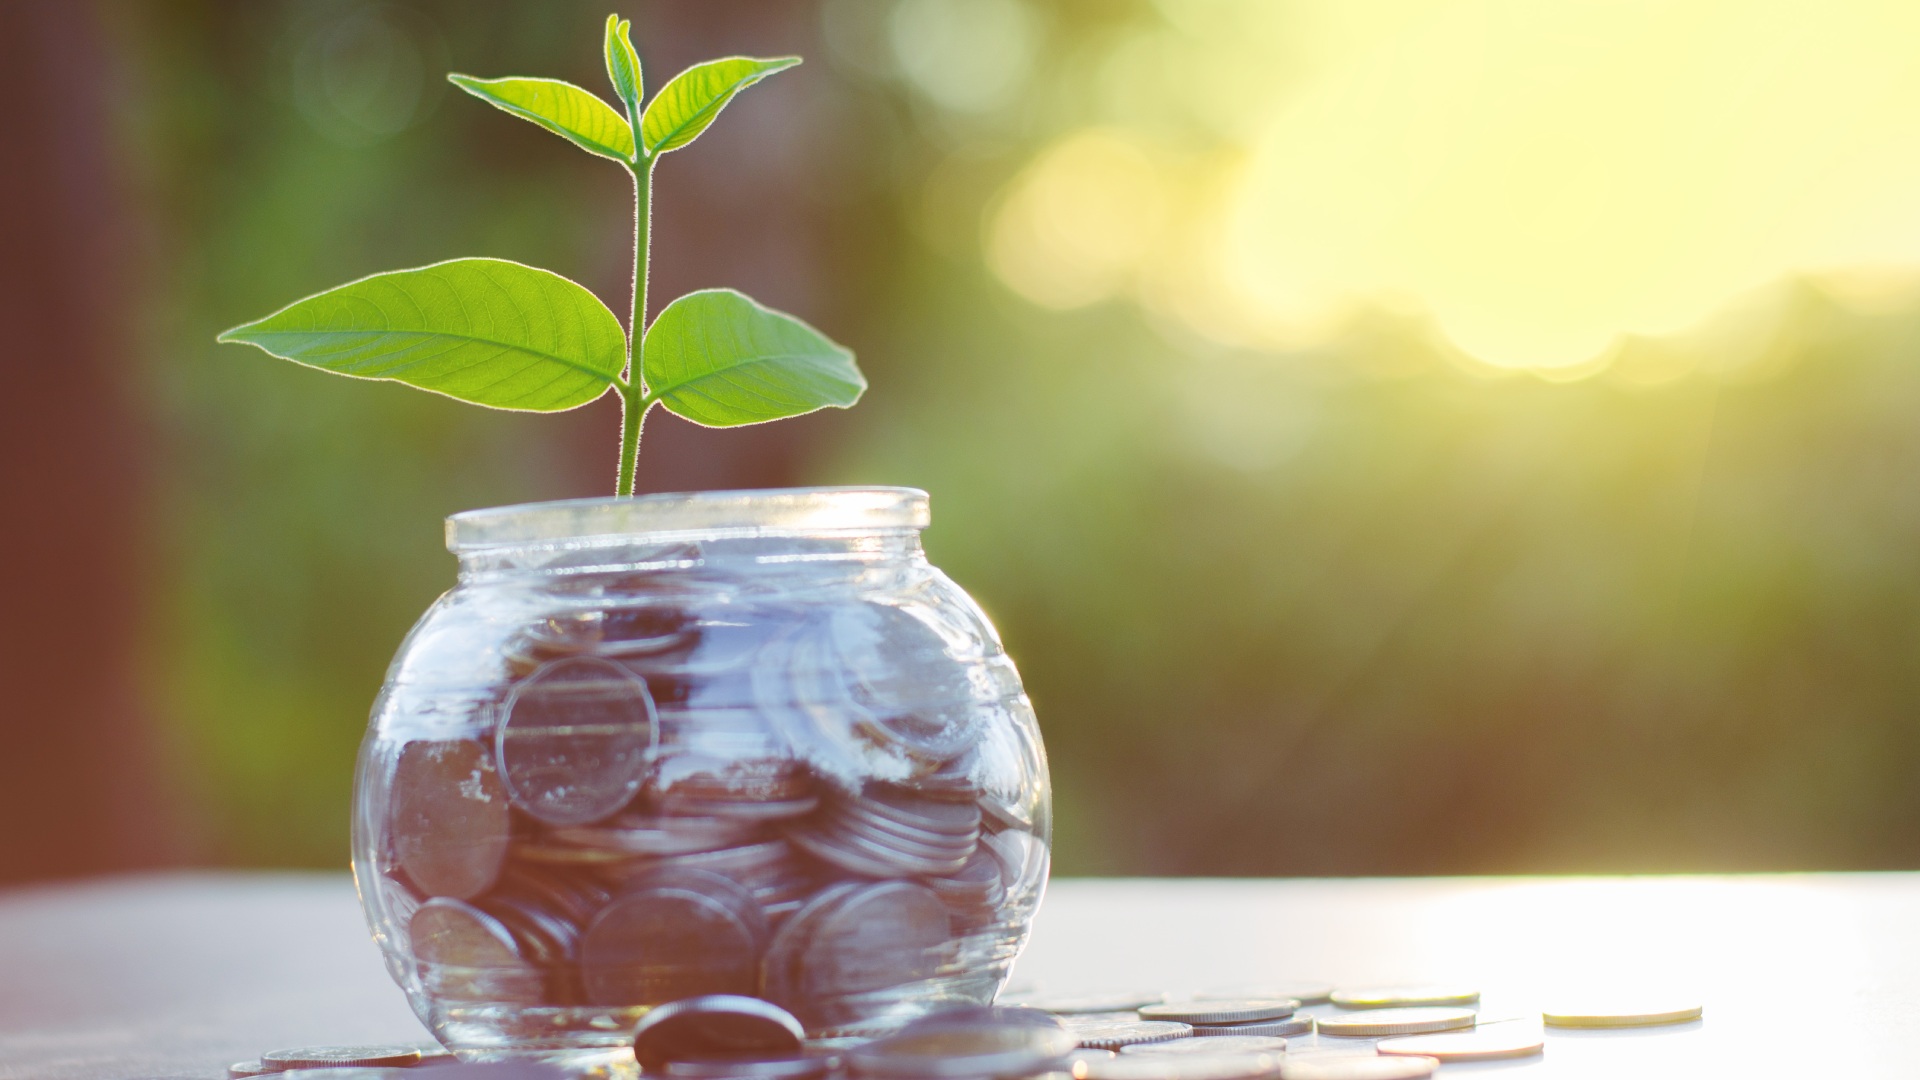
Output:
[{"xmin": 351, "ymin": 488, "xmax": 1050, "ymax": 1068}]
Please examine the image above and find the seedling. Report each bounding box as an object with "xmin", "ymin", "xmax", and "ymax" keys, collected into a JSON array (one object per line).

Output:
[{"xmin": 219, "ymin": 16, "xmax": 864, "ymax": 495}]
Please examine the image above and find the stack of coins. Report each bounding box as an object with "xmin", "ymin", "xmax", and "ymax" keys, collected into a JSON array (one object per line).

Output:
[{"xmin": 379, "ymin": 600, "xmax": 1049, "ymax": 1036}]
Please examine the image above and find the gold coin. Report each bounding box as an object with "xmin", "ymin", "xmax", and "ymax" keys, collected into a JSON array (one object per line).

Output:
[
  {"xmin": 1314, "ymin": 1008, "xmax": 1476, "ymax": 1038},
  {"xmin": 1327, "ymin": 986, "xmax": 1479, "ymax": 1009},
  {"xmin": 1542, "ymin": 999, "xmax": 1702, "ymax": 1028},
  {"xmin": 1376, "ymin": 1024, "xmax": 1544, "ymax": 1062}
]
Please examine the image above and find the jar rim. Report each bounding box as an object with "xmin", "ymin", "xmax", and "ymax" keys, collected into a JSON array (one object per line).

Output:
[{"xmin": 445, "ymin": 486, "xmax": 931, "ymax": 552}]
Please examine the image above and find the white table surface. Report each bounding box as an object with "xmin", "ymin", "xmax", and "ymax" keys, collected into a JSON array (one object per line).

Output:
[{"xmin": 1, "ymin": 872, "xmax": 1910, "ymax": 1078}]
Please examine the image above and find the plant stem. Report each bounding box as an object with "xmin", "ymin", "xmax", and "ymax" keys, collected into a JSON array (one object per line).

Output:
[{"xmin": 615, "ymin": 161, "xmax": 654, "ymax": 496}]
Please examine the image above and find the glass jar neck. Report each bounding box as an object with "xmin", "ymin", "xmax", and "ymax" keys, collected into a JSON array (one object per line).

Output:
[{"xmin": 445, "ymin": 487, "xmax": 932, "ymax": 584}]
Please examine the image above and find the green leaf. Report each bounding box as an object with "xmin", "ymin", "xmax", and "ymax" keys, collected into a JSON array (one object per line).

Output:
[
  {"xmin": 642, "ymin": 288, "xmax": 864, "ymax": 426},
  {"xmin": 639, "ymin": 56, "xmax": 800, "ymax": 156},
  {"xmin": 603, "ymin": 15, "xmax": 643, "ymax": 117},
  {"xmin": 217, "ymin": 258, "xmax": 627, "ymax": 412},
  {"xmin": 447, "ymin": 74, "xmax": 635, "ymax": 164}
]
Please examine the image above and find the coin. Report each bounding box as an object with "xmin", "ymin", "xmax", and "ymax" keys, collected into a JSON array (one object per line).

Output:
[
  {"xmin": 1074, "ymin": 1055, "xmax": 1282, "ymax": 1080},
  {"xmin": 1139, "ymin": 1001, "xmax": 1296, "ymax": 1025},
  {"xmin": 633, "ymin": 994, "xmax": 807, "ymax": 1070},
  {"xmin": 497, "ymin": 654, "xmax": 657, "ymax": 826},
  {"xmin": 1189, "ymin": 1018, "xmax": 1312, "ymax": 1038},
  {"xmin": 228, "ymin": 1063, "xmax": 270, "ymax": 1078},
  {"xmin": 1376, "ymin": 1024, "xmax": 1545, "ymax": 1061},
  {"xmin": 848, "ymin": 1014, "xmax": 1078, "ymax": 1077},
  {"xmin": 266, "ymin": 1060, "xmax": 412, "ymax": 1068},
  {"xmin": 800, "ymin": 880, "xmax": 951, "ymax": 996},
  {"xmin": 1020, "ymin": 992, "xmax": 1169, "ymax": 1015},
  {"xmin": 761, "ymin": 880, "xmax": 952, "ymax": 1030},
  {"xmin": 1277, "ymin": 1057, "xmax": 1437, "ymax": 1080},
  {"xmin": 1328, "ymin": 986, "xmax": 1478, "ymax": 1009},
  {"xmin": 260, "ymin": 1045, "xmax": 423, "ymax": 1069},
  {"xmin": 545, "ymin": 812, "xmax": 765, "ymax": 858},
  {"xmin": 1314, "ymin": 1009, "xmax": 1476, "ymax": 1038},
  {"xmin": 1541, "ymin": 999, "xmax": 1703, "ymax": 1027},
  {"xmin": 390, "ymin": 740, "xmax": 511, "ymax": 900},
  {"xmin": 662, "ymin": 1054, "xmax": 839, "ymax": 1080},
  {"xmin": 1122, "ymin": 1037, "xmax": 1289, "ymax": 1057},
  {"xmin": 1071, "ymin": 1021, "xmax": 1196, "ymax": 1051},
  {"xmin": 267, "ymin": 1071, "xmax": 411, "ymax": 1080},
  {"xmin": 579, "ymin": 869, "xmax": 768, "ymax": 1005},
  {"xmin": 1196, "ymin": 984, "xmax": 1333, "ymax": 1007},
  {"xmin": 409, "ymin": 898, "xmax": 544, "ymax": 1002}
]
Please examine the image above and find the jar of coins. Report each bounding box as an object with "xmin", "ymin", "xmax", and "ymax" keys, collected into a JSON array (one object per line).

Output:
[{"xmin": 351, "ymin": 488, "xmax": 1050, "ymax": 1067}]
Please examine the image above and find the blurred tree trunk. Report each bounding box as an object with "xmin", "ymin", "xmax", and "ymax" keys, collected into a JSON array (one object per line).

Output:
[{"xmin": 0, "ymin": 3, "xmax": 183, "ymax": 881}]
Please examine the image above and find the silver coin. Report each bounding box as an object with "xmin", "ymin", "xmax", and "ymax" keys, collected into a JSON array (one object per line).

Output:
[
  {"xmin": 761, "ymin": 882, "xmax": 867, "ymax": 1010},
  {"xmin": 800, "ymin": 881, "xmax": 951, "ymax": 998},
  {"xmin": 267, "ymin": 1071, "xmax": 412, "ymax": 1080},
  {"xmin": 548, "ymin": 812, "xmax": 764, "ymax": 857},
  {"xmin": 662, "ymin": 1054, "xmax": 839, "ymax": 1080},
  {"xmin": 633, "ymin": 994, "xmax": 807, "ymax": 1070},
  {"xmin": 1314, "ymin": 1009, "xmax": 1476, "ymax": 1038},
  {"xmin": 389, "ymin": 740, "xmax": 510, "ymax": 900},
  {"xmin": 1278, "ymin": 1056, "xmax": 1437, "ymax": 1080},
  {"xmin": 849, "ymin": 1015, "xmax": 1077, "ymax": 1078},
  {"xmin": 497, "ymin": 654, "xmax": 657, "ymax": 826},
  {"xmin": 409, "ymin": 898, "xmax": 544, "ymax": 1002},
  {"xmin": 1328, "ymin": 986, "xmax": 1478, "ymax": 1010},
  {"xmin": 1376, "ymin": 1024, "xmax": 1545, "ymax": 1061},
  {"xmin": 1190, "ymin": 1017, "xmax": 1312, "ymax": 1038},
  {"xmin": 1075, "ymin": 1055, "xmax": 1281, "ymax": 1080},
  {"xmin": 925, "ymin": 848, "xmax": 1008, "ymax": 912},
  {"xmin": 1123, "ymin": 1037, "xmax": 1289, "ymax": 1057},
  {"xmin": 1140, "ymin": 1001, "xmax": 1296, "ymax": 1025},
  {"xmin": 260, "ymin": 1045, "xmax": 423, "ymax": 1069},
  {"xmin": 580, "ymin": 869, "xmax": 768, "ymax": 1005},
  {"xmin": 227, "ymin": 1063, "xmax": 270, "ymax": 1078},
  {"xmin": 1019, "ymin": 991, "xmax": 1167, "ymax": 1015},
  {"xmin": 1072, "ymin": 1021, "xmax": 1195, "ymax": 1051},
  {"xmin": 1197, "ymin": 983, "xmax": 1333, "ymax": 1007},
  {"xmin": 853, "ymin": 786, "xmax": 984, "ymax": 838}
]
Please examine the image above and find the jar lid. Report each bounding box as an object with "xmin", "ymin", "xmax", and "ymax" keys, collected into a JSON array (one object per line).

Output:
[{"xmin": 446, "ymin": 487, "xmax": 930, "ymax": 552}]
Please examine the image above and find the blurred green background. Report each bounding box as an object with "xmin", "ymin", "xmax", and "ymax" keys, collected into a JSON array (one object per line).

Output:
[{"xmin": 8, "ymin": 0, "xmax": 1920, "ymax": 881}]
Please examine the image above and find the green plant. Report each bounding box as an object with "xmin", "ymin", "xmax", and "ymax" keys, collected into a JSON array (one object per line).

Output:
[{"xmin": 218, "ymin": 15, "xmax": 864, "ymax": 496}]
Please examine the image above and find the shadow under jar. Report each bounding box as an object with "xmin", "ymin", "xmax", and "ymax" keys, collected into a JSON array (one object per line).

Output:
[{"xmin": 352, "ymin": 488, "xmax": 1050, "ymax": 1068}]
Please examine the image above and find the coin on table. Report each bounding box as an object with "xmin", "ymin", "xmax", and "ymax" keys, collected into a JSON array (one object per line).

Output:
[
  {"xmin": 390, "ymin": 739, "xmax": 511, "ymax": 900},
  {"xmin": 848, "ymin": 1014, "xmax": 1078, "ymax": 1077},
  {"xmin": 1542, "ymin": 998, "xmax": 1703, "ymax": 1028},
  {"xmin": 260, "ymin": 1045, "xmax": 424, "ymax": 1069},
  {"xmin": 267, "ymin": 1071, "xmax": 411, "ymax": 1079},
  {"xmin": 1020, "ymin": 992, "xmax": 1169, "ymax": 1015},
  {"xmin": 266, "ymin": 1060, "xmax": 412, "ymax": 1068},
  {"xmin": 663, "ymin": 1054, "xmax": 839, "ymax": 1080},
  {"xmin": 1071, "ymin": 1021, "xmax": 1196, "ymax": 1051},
  {"xmin": 1277, "ymin": 1056, "xmax": 1438, "ymax": 1080},
  {"xmin": 1314, "ymin": 1009, "xmax": 1476, "ymax": 1038},
  {"xmin": 1377, "ymin": 1024, "xmax": 1545, "ymax": 1062},
  {"xmin": 497, "ymin": 654, "xmax": 657, "ymax": 826},
  {"xmin": 1197, "ymin": 984, "xmax": 1333, "ymax": 1007},
  {"xmin": 634, "ymin": 994, "xmax": 806, "ymax": 1070},
  {"xmin": 228, "ymin": 1063, "xmax": 270, "ymax": 1078},
  {"xmin": 1074, "ymin": 1054, "xmax": 1283, "ymax": 1080},
  {"xmin": 1328, "ymin": 986, "xmax": 1478, "ymax": 1010},
  {"xmin": 1189, "ymin": 1017, "xmax": 1312, "ymax": 1038},
  {"xmin": 581, "ymin": 870, "xmax": 768, "ymax": 1005},
  {"xmin": 1123, "ymin": 1037, "xmax": 1289, "ymax": 1057},
  {"xmin": 1140, "ymin": 1001, "xmax": 1297, "ymax": 1025}
]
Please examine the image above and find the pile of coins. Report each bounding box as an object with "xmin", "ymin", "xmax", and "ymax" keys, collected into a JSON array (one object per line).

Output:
[
  {"xmin": 228, "ymin": 978, "xmax": 1701, "ymax": 1080},
  {"xmin": 376, "ymin": 601, "xmax": 1048, "ymax": 1037}
]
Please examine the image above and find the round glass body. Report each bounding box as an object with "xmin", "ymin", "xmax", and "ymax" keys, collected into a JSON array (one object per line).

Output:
[{"xmin": 351, "ymin": 489, "xmax": 1050, "ymax": 1067}]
